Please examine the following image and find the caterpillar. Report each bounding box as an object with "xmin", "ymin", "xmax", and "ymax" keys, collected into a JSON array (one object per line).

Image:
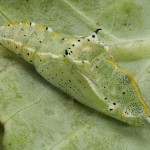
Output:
[{"xmin": 0, "ymin": 22, "xmax": 150, "ymax": 126}]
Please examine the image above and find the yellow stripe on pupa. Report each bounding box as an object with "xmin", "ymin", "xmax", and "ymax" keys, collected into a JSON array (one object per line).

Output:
[
  {"xmin": 11, "ymin": 22, "xmax": 19, "ymax": 26},
  {"xmin": 51, "ymin": 31, "xmax": 62, "ymax": 38},
  {"xmin": 22, "ymin": 22, "xmax": 30, "ymax": 26},
  {"xmin": 35, "ymin": 24, "xmax": 45, "ymax": 29}
]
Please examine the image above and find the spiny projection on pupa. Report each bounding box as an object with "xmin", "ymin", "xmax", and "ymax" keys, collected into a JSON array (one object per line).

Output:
[{"xmin": 0, "ymin": 22, "xmax": 150, "ymax": 126}]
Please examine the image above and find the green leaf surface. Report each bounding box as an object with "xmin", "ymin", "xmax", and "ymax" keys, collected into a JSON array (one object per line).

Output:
[{"xmin": 0, "ymin": 0, "xmax": 150, "ymax": 149}]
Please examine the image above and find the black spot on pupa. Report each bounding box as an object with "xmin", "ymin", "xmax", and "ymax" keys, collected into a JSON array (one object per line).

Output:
[
  {"xmin": 46, "ymin": 27, "xmax": 48, "ymax": 30},
  {"xmin": 104, "ymin": 97, "xmax": 107, "ymax": 100},
  {"xmin": 65, "ymin": 50, "xmax": 68, "ymax": 55},
  {"xmin": 62, "ymin": 38, "xmax": 65, "ymax": 40},
  {"xmin": 30, "ymin": 22, "xmax": 32, "ymax": 26},
  {"xmin": 123, "ymin": 92, "xmax": 126, "ymax": 95},
  {"xmin": 113, "ymin": 102, "xmax": 116, "ymax": 105},
  {"xmin": 78, "ymin": 40, "xmax": 80, "ymax": 42},
  {"xmin": 27, "ymin": 53, "xmax": 29, "ymax": 55},
  {"xmin": 69, "ymin": 80, "xmax": 71, "ymax": 82},
  {"xmin": 92, "ymin": 35, "xmax": 95, "ymax": 38},
  {"xmin": 96, "ymin": 66, "xmax": 98, "ymax": 68},
  {"xmin": 24, "ymin": 35, "xmax": 26, "ymax": 37},
  {"xmin": 88, "ymin": 39, "xmax": 90, "ymax": 41},
  {"xmin": 16, "ymin": 46, "xmax": 18, "ymax": 49},
  {"xmin": 39, "ymin": 41, "xmax": 42, "ymax": 43},
  {"xmin": 110, "ymin": 108, "xmax": 113, "ymax": 111},
  {"xmin": 72, "ymin": 44, "xmax": 75, "ymax": 47}
]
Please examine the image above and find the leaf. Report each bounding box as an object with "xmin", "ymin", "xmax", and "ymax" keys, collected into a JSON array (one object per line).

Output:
[{"xmin": 0, "ymin": 0, "xmax": 150, "ymax": 149}]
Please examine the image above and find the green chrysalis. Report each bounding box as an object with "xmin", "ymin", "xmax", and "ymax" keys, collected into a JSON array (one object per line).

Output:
[{"xmin": 0, "ymin": 22, "xmax": 150, "ymax": 126}]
